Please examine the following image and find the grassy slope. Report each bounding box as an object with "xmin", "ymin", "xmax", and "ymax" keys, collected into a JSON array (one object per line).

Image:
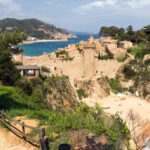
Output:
[
  {"xmin": 128, "ymin": 42, "xmax": 150, "ymax": 59},
  {"xmin": 0, "ymin": 86, "xmax": 130, "ymax": 149}
]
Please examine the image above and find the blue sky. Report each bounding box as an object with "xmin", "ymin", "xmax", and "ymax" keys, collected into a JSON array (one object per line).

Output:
[{"xmin": 0, "ymin": 0, "xmax": 150, "ymax": 33}]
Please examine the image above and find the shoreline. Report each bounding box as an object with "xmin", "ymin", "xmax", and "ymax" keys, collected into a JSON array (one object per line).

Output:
[{"xmin": 19, "ymin": 39, "xmax": 68, "ymax": 45}]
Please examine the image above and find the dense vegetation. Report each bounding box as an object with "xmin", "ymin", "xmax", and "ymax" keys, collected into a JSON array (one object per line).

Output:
[
  {"xmin": 76, "ymin": 88, "xmax": 88, "ymax": 100},
  {"xmin": 105, "ymin": 77, "xmax": 123, "ymax": 94},
  {"xmin": 0, "ymin": 18, "xmax": 69, "ymax": 39},
  {"xmin": 41, "ymin": 66, "xmax": 50, "ymax": 73},
  {"xmin": 100, "ymin": 25, "xmax": 150, "ymax": 44},
  {"xmin": 128, "ymin": 42, "xmax": 150, "ymax": 59},
  {"xmin": 0, "ymin": 31, "xmax": 26, "ymax": 85},
  {"xmin": 123, "ymin": 59, "xmax": 150, "ymax": 97}
]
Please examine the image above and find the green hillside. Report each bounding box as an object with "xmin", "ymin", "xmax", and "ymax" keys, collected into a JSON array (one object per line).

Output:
[{"xmin": 0, "ymin": 18, "xmax": 69, "ymax": 39}]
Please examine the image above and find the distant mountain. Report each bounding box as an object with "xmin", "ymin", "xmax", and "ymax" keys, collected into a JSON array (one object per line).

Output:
[
  {"xmin": 71, "ymin": 31, "xmax": 97, "ymax": 35},
  {"xmin": 0, "ymin": 18, "xmax": 70, "ymax": 39}
]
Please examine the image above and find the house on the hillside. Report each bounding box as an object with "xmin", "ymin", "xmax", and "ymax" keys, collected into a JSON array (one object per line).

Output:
[
  {"xmin": 11, "ymin": 47, "xmax": 23, "ymax": 64},
  {"xmin": 69, "ymin": 50, "xmax": 81, "ymax": 59},
  {"xmin": 6, "ymin": 27, "xmax": 13, "ymax": 31},
  {"xmin": 119, "ymin": 41, "xmax": 133, "ymax": 49},
  {"xmin": 97, "ymin": 44, "xmax": 106, "ymax": 57},
  {"xmin": 26, "ymin": 36, "xmax": 37, "ymax": 41},
  {"xmin": 100, "ymin": 37, "xmax": 118, "ymax": 49},
  {"xmin": 16, "ymin": 65, "xmax": 40, "ymax": 79},
  {"xmin": 107, "ymin": 47, "xmax": 127, "ymax": 59},
  {"xmin": 83, "ymin": 36, "xmax": 107, "ymax": 57}
]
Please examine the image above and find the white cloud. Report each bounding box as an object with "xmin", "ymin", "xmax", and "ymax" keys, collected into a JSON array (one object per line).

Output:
[
  {"xmin": 0, "ymin": 0, "xmax": 22, "ymax": 13},
  {"xmin": 78, "ymin": 0, "xmax": 117, "ymax": 12},
  {"xmin": 77, "ymin": 0, "xmax": 150, "ymax": 13},
  {"xmin": 126, "ymin": 0, "xmax": 150, "ymax": 8}
]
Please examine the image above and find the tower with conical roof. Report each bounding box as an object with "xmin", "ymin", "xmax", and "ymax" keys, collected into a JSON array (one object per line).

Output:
[{"xmin": 82, "ymin": 36, "xmax": 96, "ymax": 78}]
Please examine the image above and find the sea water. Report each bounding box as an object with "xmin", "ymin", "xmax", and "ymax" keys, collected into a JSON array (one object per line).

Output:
[{"xmin": 20, "ymin": 34, "xmax": 99, "ymax": 56}]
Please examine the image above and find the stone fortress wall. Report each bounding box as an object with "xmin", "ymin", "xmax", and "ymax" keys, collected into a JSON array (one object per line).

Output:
[
  {"xmin": 44, "ymin": 58, "xmax": 121, "ymax": 79},
  {"xmin": 23, "ymin": 36, "xmax": 130, "ymax": 80},
  {"xmin": 24, "ymin": 51, "xmax": 122, "ymax": 80}
]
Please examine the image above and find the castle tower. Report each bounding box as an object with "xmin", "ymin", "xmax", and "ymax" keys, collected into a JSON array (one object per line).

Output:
[
  {"xmin": 87, "ymin": 35, "xmax": 94, "ymax": 44},
  {"xmin": 82, "ymin": 43, "xmax": 96, "ymax": 78}
]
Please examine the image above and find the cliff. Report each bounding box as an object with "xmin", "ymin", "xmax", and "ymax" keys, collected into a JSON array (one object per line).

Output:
[
  {"xmin": 44, "ymin": 76, "xmax": 78, "ymax": 110},
  {"xmin": 75, "ymin": 77, "xmax": 111, "ymax": 100},
  {"xmin": 117, "ymin": 59, "xmax": 150, "ymax": 101}
]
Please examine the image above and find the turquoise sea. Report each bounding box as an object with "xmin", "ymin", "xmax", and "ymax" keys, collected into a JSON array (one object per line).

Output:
[{"xmin": 20, "ymin": 34, "xmax": 99, "ymax": 56}]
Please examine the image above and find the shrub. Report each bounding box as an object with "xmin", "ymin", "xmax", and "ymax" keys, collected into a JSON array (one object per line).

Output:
[
  {"xmin": 16, "ymin": 77, "xmax": 33, "ymax": 95},
  {"xmin": 76, "ymin": 89, "xmax": 88, "ymax": 100},
  {"xmin": 123, "ymin": 65, "xmax": 136, "ymax": 79},
  {"xmin": 14, "ymin": 61, "xmax": 23, "ymax": 66},
  {"xmin": 55, "ymin": 50, "xmax": 68, "ymax": 58},
  {"xmin": 75, "ymin": 44, "xmax": 83, "ymax": 52},
  {"xmin": 62, "ymin": 57, "xmax": 74, "ymax": 62},
  {"xmin": 106, "ymin": 78, "xmax": 123, "ymax": 94},
  {"xmin": 100, "ymin": 54, "xmax": 110, "ymax": 60},
  {"xmin": 117, "ymin": 57, "xmax": 127, "ymax": 62},
  {"xmin": 128, "ymin": 42, "xmax": 150, "ymax": 59},
  {"xmin": 41, "ymin": 66, "xmax": 50, "ymax": 73}
]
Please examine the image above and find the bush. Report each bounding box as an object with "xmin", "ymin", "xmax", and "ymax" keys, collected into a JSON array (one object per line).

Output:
[
  {"xmin": 55, "ymin": 50, "xmax": 68, "ymax": 58},
  {"xmin": 14, "ymin": 61, "xmax": 23, "ymax": 66},
  {"xmin": 76, "ymin": 89, "xmax": 88, "ymax": 100},
  {"xmin": 62, "ymin": 57, "xmax": 74, "ymax": 62},
  {"xmin": 128, "ymin": 42, "xmax": 150, "ymax": 59},
  {"xmin": 117, "ymin": 57, "xmax": 127, "ymax": 62},
  {"xmin": 123, "ymin": 65, "xmax": 136, "ymax": 79},
  {"xmin": 106, "ymin": 78, "xmax": 123, "ymax": 94},
  {"xmin": 100, "ymin": 54, "xmax": 110, "ymax": 60},
  {"xmin": 41, "ymin": 66, "xmax": 50, "ymax": 73},
  {"xmin": 16, "ymin": 77, "xmax": 33, "ymax": 95}
]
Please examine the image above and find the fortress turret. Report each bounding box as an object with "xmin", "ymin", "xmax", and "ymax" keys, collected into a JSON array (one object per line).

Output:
[{"xmin": 82, "ymin": 43, "xmax": 96, "ymax": 78}]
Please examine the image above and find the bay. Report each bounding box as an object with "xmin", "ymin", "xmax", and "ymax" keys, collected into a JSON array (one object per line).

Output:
[{"xmin": 20, "ymin": 34, "xmax": 99, "ymax": 56}]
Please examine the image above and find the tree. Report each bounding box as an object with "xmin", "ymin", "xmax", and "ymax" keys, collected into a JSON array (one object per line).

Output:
[
  {"xmin": 99, "ymin": 25, "xmax": 150, "ymax": 44},
  {"xmin": 132, "ymin": 30, "xmax": 147, "ymax": 44},
  {"xmin": 127, "ymin": 25, "xmax": 134, "ymax": 35},
  {"xmin": 0, "ymin": 44, "xmax": 20, "ymax": 85},
  {"xmin": 1, "ymin": 31, "xmax": 27, "ymax": 47},
  {"xmin": 0, "ymin": 31, "xmax": 26, "ymax": 85},
  {"xmin": 143, "ymin": 25, "xmax": 150, "ymax": 41},
  {"xmin": 126, "ymin": 110, "xmax": 149, "ymax": 150},
  {"xmin": 100, "ymin": 26, "xmax": 125, "ymax": 38},
  {"xmin": 16, "ymin": 77, "xmax": 33, "ymax": 95}
]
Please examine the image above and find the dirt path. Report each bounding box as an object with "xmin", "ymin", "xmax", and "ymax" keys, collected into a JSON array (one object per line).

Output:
[
  {"xmin": 0, "ymin": 128, "xmax": 37, "ymax": 150},
  {"xmin": 0, "ymin": 117, "xmax": 39, "ymax": 150}
]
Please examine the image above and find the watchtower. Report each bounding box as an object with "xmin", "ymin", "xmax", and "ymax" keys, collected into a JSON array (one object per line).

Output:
[{"xmin": 82, "ymin": 43, "xmax": 96, "ymax": 78}]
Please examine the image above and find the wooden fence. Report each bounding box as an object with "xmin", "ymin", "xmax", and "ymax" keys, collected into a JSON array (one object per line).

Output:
[{"xmin": 0, "ymin": 110, "xmax": 49, "ymax": 150}]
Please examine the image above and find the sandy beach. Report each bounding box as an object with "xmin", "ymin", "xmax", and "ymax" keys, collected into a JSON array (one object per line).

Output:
[
  {"xmin": 82, "ymin": 95, "xmax": 150, "ymax": 122},
  {"xmin": 20, "ymin": 39, "xmax": 68, "ymax": 45}
]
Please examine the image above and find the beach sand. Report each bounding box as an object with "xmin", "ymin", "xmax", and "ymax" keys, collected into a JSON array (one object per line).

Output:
[{"xmin": 82, "ymin": 95, "xmax": 150, "ymax": 121}]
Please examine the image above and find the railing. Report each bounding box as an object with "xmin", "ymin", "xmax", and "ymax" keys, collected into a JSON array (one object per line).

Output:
[{"xmin": 0, "ymin": 110, "xmax": 49, "ymax": 150}]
